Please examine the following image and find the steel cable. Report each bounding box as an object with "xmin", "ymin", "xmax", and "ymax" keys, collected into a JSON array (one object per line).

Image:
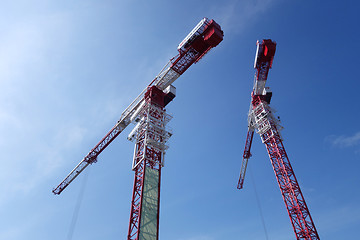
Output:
[
  {"xmin": 249, "ymin": 165, "xmax": 269, "ymax": 240},
  {"xmin": 67, "ymin": 168, "xmax": 90, "ymax": 240}
]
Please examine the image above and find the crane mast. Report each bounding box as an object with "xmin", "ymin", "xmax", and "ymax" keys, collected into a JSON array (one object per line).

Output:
[
  {"xmin": 127, "ymin": 86, "xmax": 174, "ymax": 240},
  {"xmin": 237, "ymin": 39, "xmax": 320, "ymax": 239},
  {"xmin": 53, "ymin": 18, "xmax": 223, "ymax": 240}
]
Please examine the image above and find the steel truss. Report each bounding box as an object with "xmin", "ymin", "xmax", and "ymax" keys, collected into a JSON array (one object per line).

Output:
[
  {"xmin": 128, "ymin": 95, "xmax": 172, "ymax": 240},
  {"xmin": 251, "ymin": 95, "xmax": 319, "ymax": 239}
]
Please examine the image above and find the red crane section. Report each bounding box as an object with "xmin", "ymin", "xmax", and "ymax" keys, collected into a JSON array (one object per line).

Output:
[
  {"xmin": 172, "ymin": 19, "xmax": 223, "ymax": 74},
  {"xmin": 237, "ymin": 39, "xmax": 320, "ymax": 239}
]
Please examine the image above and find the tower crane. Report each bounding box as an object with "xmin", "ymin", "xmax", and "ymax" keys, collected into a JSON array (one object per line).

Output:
[
  {"xmin": 237, "ymin": 39, "xmax": 320, "ymax": 239},
  {"xmin": 52, "ymin": 18, "xmax": 223, "ymax": 240}
]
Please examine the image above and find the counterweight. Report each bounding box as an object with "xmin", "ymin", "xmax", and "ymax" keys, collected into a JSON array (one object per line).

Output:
[{"xmin": 237, "ymin": 39, "xmax": 320, "ymax": 239}]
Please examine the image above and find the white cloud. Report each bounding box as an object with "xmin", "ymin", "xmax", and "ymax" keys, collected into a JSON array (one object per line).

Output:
[
  {"xmin": 327, "ymin": 131, "xmax": 360, "ymax": 148},
  {"xmin": 0, "ymin": 12, "xmax": 86, "ymax": 198},
  {"xmin": 0, "ymin": 7, "xmax": 137, "ymax": 201}
]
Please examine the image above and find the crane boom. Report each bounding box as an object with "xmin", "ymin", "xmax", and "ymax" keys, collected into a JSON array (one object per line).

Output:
[
  {"xmin": 237, "ymin": 128, "xmax": 254, "ymax": 189},
  {"xmin": 53, "ymin": 18, "xmax": 223, "ymax": 195}
]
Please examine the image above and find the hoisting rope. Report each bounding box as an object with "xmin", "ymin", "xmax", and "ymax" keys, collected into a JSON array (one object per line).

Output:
[
  {"xmin": 67, "ymin": 168, "xmax": 90, "ymax": 240},
  {"xmin": 249, "ymin": 165, "xmax": 269, "ymax": 240}
]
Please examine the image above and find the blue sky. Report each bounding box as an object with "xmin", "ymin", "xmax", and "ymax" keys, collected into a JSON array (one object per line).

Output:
[{"xmin": 0, "ymin": 0, "xmax": 359, "ymax": 239}]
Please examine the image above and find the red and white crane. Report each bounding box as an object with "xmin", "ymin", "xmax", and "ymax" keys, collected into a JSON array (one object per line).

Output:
[
  {"xmin": 237, "ymin": 39, "xmax": 320, "ymax": 239},
  {"xmin": 53, "ymin": 18, "xmax": 223, "ymax": 240}
]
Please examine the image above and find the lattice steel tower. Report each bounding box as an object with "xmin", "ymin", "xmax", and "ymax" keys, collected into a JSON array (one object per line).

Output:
[{"xmin": 127, "ymin": 86, "xmax": 174, "ymax": 239}]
